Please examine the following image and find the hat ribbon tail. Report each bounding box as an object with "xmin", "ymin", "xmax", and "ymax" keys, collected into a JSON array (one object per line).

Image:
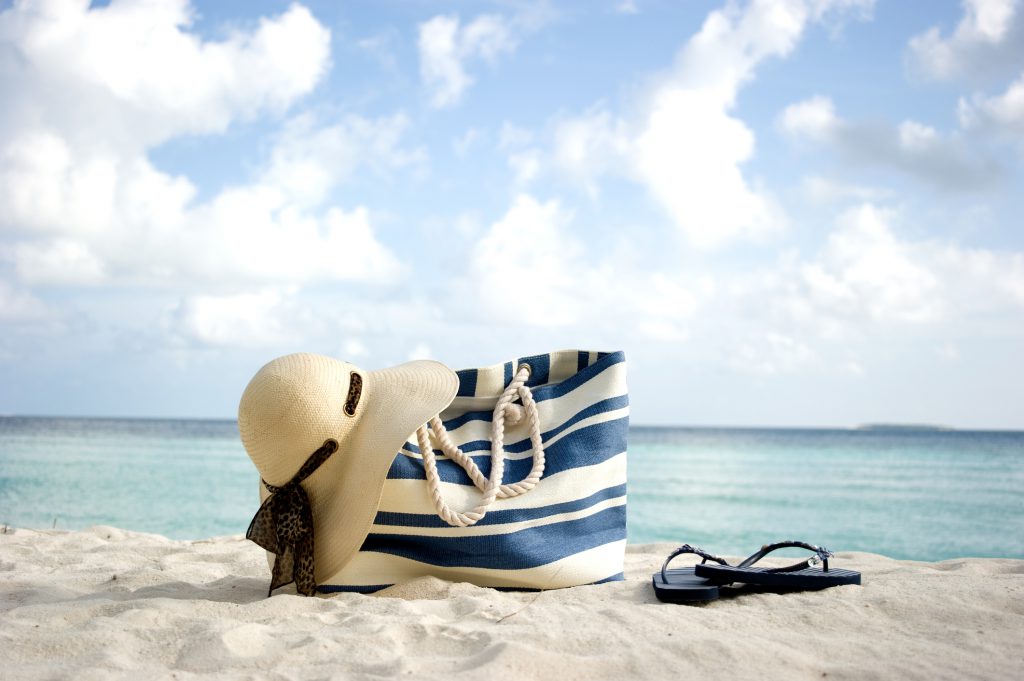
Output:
[{"xmin": 245, "ymin": 439, "xmax": 338, "ymax": 596}]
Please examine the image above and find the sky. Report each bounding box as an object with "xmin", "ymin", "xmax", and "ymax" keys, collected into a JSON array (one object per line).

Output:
[{"xmin": 1, "ymin": 0, "xmax": 1022, "ymax": 428}]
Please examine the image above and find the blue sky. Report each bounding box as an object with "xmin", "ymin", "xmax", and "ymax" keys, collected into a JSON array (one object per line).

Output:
[{"xmin": 1, "ymin": 0, "xmax": 1022, "ymax": 427}]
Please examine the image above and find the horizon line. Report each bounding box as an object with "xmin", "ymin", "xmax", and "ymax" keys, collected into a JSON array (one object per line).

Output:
[{"xmin": 2, "ymin": 413, "xmax": 1023, "ymax": 433}]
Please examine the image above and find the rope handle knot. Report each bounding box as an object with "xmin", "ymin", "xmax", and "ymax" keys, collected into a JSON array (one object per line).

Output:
[{"xmin": 415, "ymin": 363, "xmax": 546, "ymax": 527}]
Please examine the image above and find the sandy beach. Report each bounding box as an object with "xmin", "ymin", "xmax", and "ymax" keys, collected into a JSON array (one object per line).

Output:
[{"xmin": 1, "ymin": 526, "xmax": 1021, "ymax": 680}]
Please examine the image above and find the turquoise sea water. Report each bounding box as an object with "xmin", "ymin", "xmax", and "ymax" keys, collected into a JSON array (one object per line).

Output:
[{"xmin": 1, "ymin": 417, "xmax": 1021, "ymax": 560}]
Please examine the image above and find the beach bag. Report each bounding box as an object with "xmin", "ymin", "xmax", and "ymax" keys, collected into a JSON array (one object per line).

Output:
[{"xmin": 319, "ymin": 350, "xmax": 629, "ymax": 592}]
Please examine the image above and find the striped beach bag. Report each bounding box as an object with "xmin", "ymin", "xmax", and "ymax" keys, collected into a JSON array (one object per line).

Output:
[{"xmin": 319, "ymin": 350, "xmax": 629, "ymax": 592}]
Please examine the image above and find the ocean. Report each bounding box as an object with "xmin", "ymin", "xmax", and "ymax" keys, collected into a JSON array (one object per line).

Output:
[{"xmin": 1, "ymin": 416, "xmax": 1021, "ymax": 561}]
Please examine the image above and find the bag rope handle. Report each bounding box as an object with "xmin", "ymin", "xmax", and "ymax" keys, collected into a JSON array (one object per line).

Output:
[{"xmin": 415, "ymin": 363, "xmax": 546, "ymax": 527}]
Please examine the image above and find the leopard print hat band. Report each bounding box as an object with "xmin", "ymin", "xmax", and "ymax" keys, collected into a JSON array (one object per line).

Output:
[{"xmin": 245, "ymin": 439, "xmax": 339, "ymax": 596}]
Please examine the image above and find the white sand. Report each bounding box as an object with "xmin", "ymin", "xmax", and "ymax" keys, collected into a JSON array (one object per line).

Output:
[{"xmin": 1, "ymin": 526, "xmax": 1021, "ymax": 680}]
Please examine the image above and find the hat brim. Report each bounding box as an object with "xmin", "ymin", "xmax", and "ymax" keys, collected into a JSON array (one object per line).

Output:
[{"xmin": 264, "ymin": 359, "xmax": 458, "ymax": 586}]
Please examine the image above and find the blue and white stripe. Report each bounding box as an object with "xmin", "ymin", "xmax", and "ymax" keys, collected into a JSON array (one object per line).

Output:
[{"xmin": 320, "ymin": 350, "xmax": 628, "ymax": 593}]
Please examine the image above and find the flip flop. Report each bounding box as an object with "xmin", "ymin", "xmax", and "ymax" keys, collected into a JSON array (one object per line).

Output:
[
  {"xmin": 693, "ymin": 540, "xmax": 861, "ymax": 590},
  {"xmin": 652, "ymin": 544, "xmax": 731, "ymax": 603}
]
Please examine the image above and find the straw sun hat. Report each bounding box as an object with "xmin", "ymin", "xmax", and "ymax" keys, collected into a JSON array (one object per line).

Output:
[{"xmin": 239, "ymin": 353, "xmax": 458, "ymax": 596}]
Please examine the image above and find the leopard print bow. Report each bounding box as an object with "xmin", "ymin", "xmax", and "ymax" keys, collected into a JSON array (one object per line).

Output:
[{"xmin": 246, "ymin": 439, "xmax": 338, "ymax": 597}]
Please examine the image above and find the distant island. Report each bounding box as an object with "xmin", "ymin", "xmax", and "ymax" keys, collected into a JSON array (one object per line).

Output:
[{"xmin": 855, "ymin": 423, "xmax": 955, "ymax": 432}]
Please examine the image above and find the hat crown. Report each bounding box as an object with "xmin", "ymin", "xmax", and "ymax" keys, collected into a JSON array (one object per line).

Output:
[{"xmin": 239, "ymin": 353, "xmax": 364, "ymax": 486}]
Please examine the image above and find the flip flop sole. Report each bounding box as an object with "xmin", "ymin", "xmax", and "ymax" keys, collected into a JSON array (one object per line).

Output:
[
  {"xmin": 652, "ymin": 567, "xmax": 721, "ymax": 603},
  {"xmin": 694, "ymin": 564, "xmax": 861, "ymax": 588}
]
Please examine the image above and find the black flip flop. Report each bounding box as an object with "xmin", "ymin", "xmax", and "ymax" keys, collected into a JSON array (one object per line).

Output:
[
  {"xmin": 693, "ymin": 540, "xmax": 861, "ymax": 590},
  {"xmin": 652, "ymin": 544, "xmax": 731, "ymax": 603}
]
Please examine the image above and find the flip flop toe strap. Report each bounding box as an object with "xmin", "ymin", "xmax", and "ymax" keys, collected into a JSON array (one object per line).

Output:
[
  {"xmin": 660, "ymin": 544, "xmax": 729, "ymax": 582},
  {"xmin": 738, "ymin": 540, "xmax": 834, "ymax": 573}
]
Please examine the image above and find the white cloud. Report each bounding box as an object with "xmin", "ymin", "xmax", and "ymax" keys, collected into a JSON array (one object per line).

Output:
[
  {"xmin": 462, "ymin": 193, "xmax": 708, "ymax": 339},
  {"xmin": 547, "ymin": 0, "xmax": 873, "ymax": 249},
  {"xmin": 508, "ymin": 150, "xmax": 542, "ymax": 186},
  {"xmin": 0, "ymin": 1, "xmax": 409, "ymax": 292},
  {"xmin": 626, "ymin": 0, "xmax": 831, "ymax": 248},
  {"xmin": 633, "ymin": 273, "xmax": 705, "ymax": 342},
  {"xmin": 453, "ymin": 127, "xmax": 481, "ymax": 156},
  {"xmin": 633, "ymin": 86, "xmax": 786, "ymax": 249},
  {"xmin": 262, "ymin": 112, "xmax": 426, "ymax": 207},
  {"xmin": 0, "ymin": 280, "xmax": 52, "ymax": 323},
  {"xmin": 355, "ymin": 29, "xmax": 400, "ymax": 73},
  {"xmin": 897, "ymin": 120, "xmax": 939, "ymax": 151},
  {"xmin": 907, "ymin": 2, "xmax": 1024, "ymax": 144},
  {"xmin": 965, "ymin": 0, "xmax": 1018, "ymax": 40},
  {"xmin": 497, "ymin": 121, "xmax": 542, "ymax": 185},
  {"xmin": 454, "ymin": 213, "xmax": 482, "ymax": 239},
  {"xmin": 614, "ymin": 1, "xmax": 640, "ymax": 16},
  {"xmin": 0, "ymin": 0, "xmax": 330, "ymax": 149},
  {"xmin": 0, "ymin": 130, "xmax": 122, "ymax": 235},
  {"xmin": 715, "ymin": 202, "xmax": 1024, "ymax": 375},
  {"xmin": 780, "ymin": 96, "xmax": 1003, "ymax": 192},
  {"xmin": 468, "ymin": 194, "xmax": 585, "ymax": 327},
  {"xmin": 407, "ymin": 342, "xmax": 433, "ymax": 361},
  {"xmin": 780, "ymin": 96, "xmax": 839, "ymax": 141},
  {"xmin": 14, "ymin": 238, "xmax": 106, "ymax": 285},
  {"xmin": 958, "ymin": 71, "xmax": 1024, "ymax": 136},
  {"xmin": 182, "ymin": 200, "xmax": 401, "ymax": 285},
  {"xmin": 551, "ymin": 108, "xmax": 631, "ymax": 196},
  {"xmin": 936, "ymin": 243, "xmax": 1024, "ymax": 308},
  {"xmin": 417, "ymin": 13, "xmax": 518, "ymax": 109},
  {"xmin": 163, "ymin": 285, "xmax": 457, "ymax": 359},
  {"xmin": 342, "ymin": 338, "xmax": 369, "ymax": 359},
  {"xmin": 167, "ymin": 288, "xmax": 296, "ymax": 348},
  {"xmin": 498, "ymin": 121, "xmax": 535, "ymax": 150},
  {"xmin": 800, "ymin": 204, "xmax": 943, "ymax": 324},
  {"xmin": 0, "ymin": 280, "xmax": 64, "ymax": 353},
  {"xmin": 727, "ymin": 331, "xmax": 815, "ymax": 376},
  {"xmin": 908, "ymin": 0, "xmax": 1023, "ymax": 82},
  {"xmin": 1, "ymin": 131, "xmax": 405, "ymax": 288},
  {"xmin": 800, "ymin": 175, "xmax": 892, "ymax": 203},
  {"xmin": 750, "ymin": 203, "xmax": 1024, "ymax": 337}
]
